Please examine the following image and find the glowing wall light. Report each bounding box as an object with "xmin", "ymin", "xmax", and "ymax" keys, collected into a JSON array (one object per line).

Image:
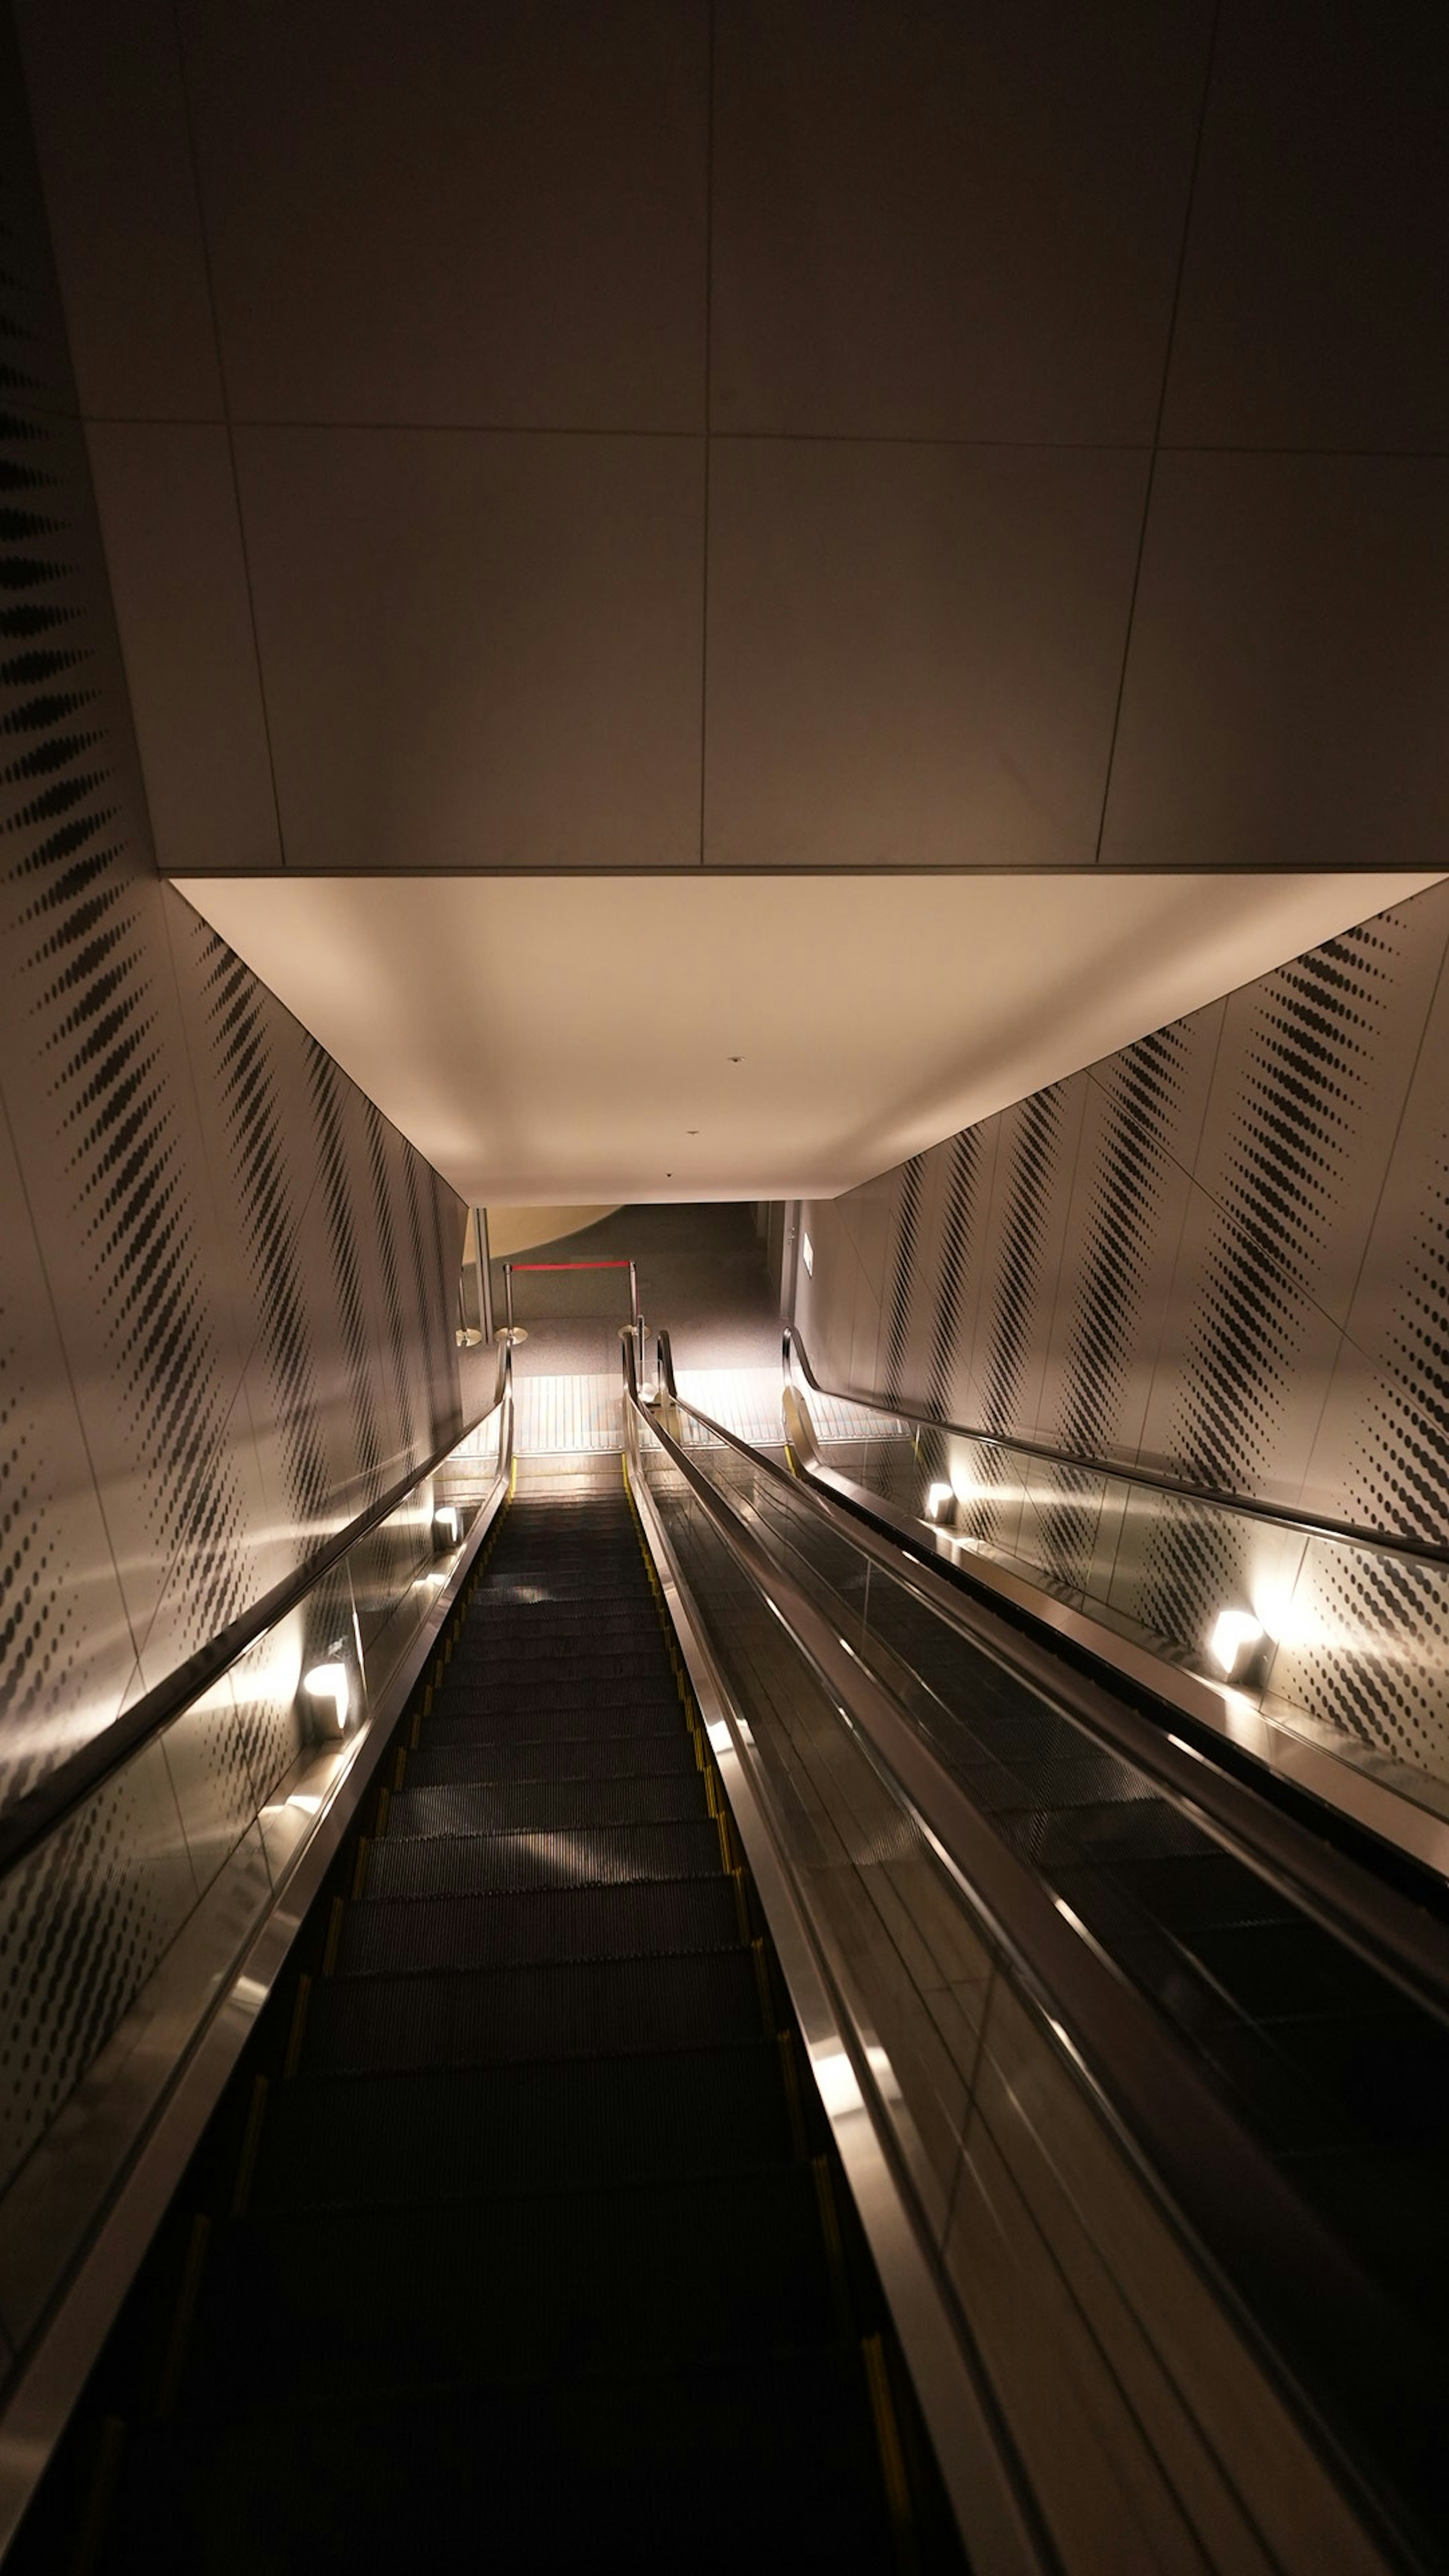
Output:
[
  {"xmin": 434, "ymin": 1505, "xmax": 462, "ymax": 1547},
  {"xmin": 1208, "ymin": 1610, "xmax": 1264, "ymax": 1679},
  {"xmin": 303, "ymin": 1662, "xmax": 351, "ymax": 1732},
  {"xmin": 925, "ymin": 1482, "xmax": 955, "ymax": 1519},
  {"xmin": 801, "ymin": 1231, "xmax": 814, "ymax": 1277}
]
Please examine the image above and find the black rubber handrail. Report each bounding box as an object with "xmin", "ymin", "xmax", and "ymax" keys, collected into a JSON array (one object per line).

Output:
[
  {"xmin": 784, "ymin": 1324, "xmax": 1449, "ymax": 1569},
  {"xmin": 624, "ymin": 1338, "xmax": 1439, "ymax": 2568},
  {"xmin": 0, "ymin": 1345, "xmax": 513, "ymax": 1883}
]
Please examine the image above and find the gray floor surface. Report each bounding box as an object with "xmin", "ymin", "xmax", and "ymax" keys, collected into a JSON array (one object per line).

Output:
[{"xmin": 491, "ymin": 1203, "xmax": 783, "ymax": 1378}]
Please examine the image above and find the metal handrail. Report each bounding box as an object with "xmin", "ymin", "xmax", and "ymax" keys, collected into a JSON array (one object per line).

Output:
[
  {"xmin": 0, "ymin": 1343, "xmax": 514, "ymax": 1882},
  {"xmin": 623, "ymin": 1336, "xmax": 1439, "ymax": 2565},
  {"xmin": 784, "ymin": 1324, "xmax": 1449, "ymax": 1570}
]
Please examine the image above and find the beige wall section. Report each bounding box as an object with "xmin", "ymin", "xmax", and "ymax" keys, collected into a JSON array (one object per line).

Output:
[{"xmin": 486, "ymin": 1207, "xmax": 623, "ymax": 1259}]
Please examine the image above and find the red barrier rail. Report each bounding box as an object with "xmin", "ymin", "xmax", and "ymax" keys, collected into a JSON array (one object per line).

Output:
[{"xmin": 501, "ymin": 1255, "xmax": 641, "ymax": 1356}]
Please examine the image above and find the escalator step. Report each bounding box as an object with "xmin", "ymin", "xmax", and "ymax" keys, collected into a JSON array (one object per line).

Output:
[
  {"xmin": 365, "ymin": 1818, "xmax": 724, "ymax": 1900},
  {"xmin": 338, "ymin": 1877, "xmax": 744, "ymax": 1975},
  {"xmin": 455, "ymin": 1623, "xmax": 655, "ymax": 1658},
  {"xmin": 106, "ymin": 2347, "xmax": 896, "ymax": 2575},
  {"xmin": 483, "ymin": 1579, "xmax": 649, "ymax": 1606},
  {"xmin": 387, "ymin": 1774, "xmax": 711, "ymax": 1836},
  {"xmin": 430, "ymin": 1681, "xmax": 682, "ymax": 1725},
  {"xmin": 303, "ymin": 1950, "xmax": 764, "ymax": 2075},
  {"xmin": 194, "ymin": 2167, "xmax": 838, "ymax": 2404},
  {"xmin": 254, "ymin": 2044, "xmax": 794, "ymax": 2210},
  {"xmin": 406, "ymin": 1732, "xmax": 700, "ymax": 1787},
  {"xmin": 455, "ymin": 1617, "xmax": 659, "ymax": 1654},
  {"xmin": 448, "ymin": 1659, "xmax": 670, "ymax": 1700}
]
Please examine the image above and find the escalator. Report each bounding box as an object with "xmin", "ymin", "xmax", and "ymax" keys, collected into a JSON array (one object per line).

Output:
[
  {"xmin": 629, "ymin": 1343, "xmax": 1449, "ymax": 2574},
  {"xmin": 10, "ymin": 1466, "xmax": 959, "ymax": 2574},
  {"xmin": 9, "ymin": 1340, "xmax": 1449, "ymax": 2574}
]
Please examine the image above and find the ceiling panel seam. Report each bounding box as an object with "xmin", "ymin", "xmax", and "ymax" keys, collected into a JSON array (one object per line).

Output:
[
  {"xmin": 1092, "ymin": 0, "xmax": 1223, "ymax": 868},
  {"xmin": 169, "ymin": 0, "xmax": 289, "ymax": 871}
]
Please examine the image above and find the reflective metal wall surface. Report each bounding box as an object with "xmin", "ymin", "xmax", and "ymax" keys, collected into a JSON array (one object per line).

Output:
[
  {"xmin": 0, "ymin": 24, "xmax": 468, "ymax": 1825},
  {"xmin": 0, "ymin": 21, "xmax": 469, "ymax": 2313},
  {"xmin": 794, "ymin": 881, "xmax": 1449, "ymax": 1784}
]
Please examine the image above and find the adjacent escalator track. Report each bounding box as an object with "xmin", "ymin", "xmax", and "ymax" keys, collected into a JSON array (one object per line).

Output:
[
  {"xmin": 12, "ymin": 1464, "xmax": 961, "ymax": 2574},
  {"xmin": 633, "ymin": 1347, "xmax": 1449, "ymax": 2570}
]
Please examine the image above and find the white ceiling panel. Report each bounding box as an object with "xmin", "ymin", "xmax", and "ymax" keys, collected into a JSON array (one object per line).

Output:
[
  {"xmin": 711, "ymin": 0, "xmax": 1211, "ymax": 443},
  {"xmin": 171, "ymin": 872, "xmax": 1440, "ymax": 1206},
  {"xmin": 1163, "ymin": 2, "xmax": 1449, "ymax": 451},
  {"xmin": 15, "ymin": 0, "xmax": 220, "ymax": 418},
  {"xmin": 234, "ymin": 426, "xmax": 706, "ymax": 870},
  {"xmin": 1100, "ymin": 453, "xmax": 1449, "ymax": 872},
  {"xmin": 704, "ymin": 439, "xmax": 1146, "ymax": 868},
  {"xmin": 176, "ymin": 0, "xmax": 709, "ymax": 431}
]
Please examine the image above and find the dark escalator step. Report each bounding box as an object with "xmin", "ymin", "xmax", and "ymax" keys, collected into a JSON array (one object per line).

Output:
[
  {"xmin": 194, "ymin": 2168, "xmax": 838, "ymax": 2406},
  {"xmin": 448, "ymin": 1660, "xmax": 675, "ymax": 1698},
  {"xmin": 457, "ymin": 1615, "xmax": 657, "ymax": 1652},
  {"xmin": 303, "ymin": 1949, "xmax": 765, "ymax": 2075},
  {"xmin": 463, "ymin": 1596, "xmax": 655, "ymax": 1629},
  {"xmin": 420, "ymin": 1700, "xmax": 686, "ymax": 1741},
  {"xmin": 254, "ymin": 2043, "xmax": 794, "ymax": 2210},
  {"xmin": 338, "ymin": 1876, "xmax": 745, "ymax": 1976},
  {"xmin": 457, "ymin": 1653, "xmax": 672, "ymax": 1689},
  {"xmin": 406, "ymin": 1732, "xmax": 700, "ymax": 1787},
  {"xmin": 109, "ymin": 2346, "xmax": 897, "ymax": 2575},
  {"xmin": 483, "ymin": 1578, "xmax": 651, "ymax": 1606},
  {"xmin": 490, "ymin": 1536, "xmax": 638, "ymax": 1551},
  {"xmin": 387, "ymin": 1774, "xmax": 711, "ymax": 1836},
  {"xmin": 365, "ymin": 1817, "xmax": 724, "ymax": 1899},
  {"xmin": 431, "ymin": 1680, "xmax": 682, "ymax": 1725}
]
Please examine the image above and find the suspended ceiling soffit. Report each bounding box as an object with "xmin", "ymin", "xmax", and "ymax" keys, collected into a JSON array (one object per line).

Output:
[{"xmin": 172, "ymin": 870, "xmax": 1442, "ymax": 1205}]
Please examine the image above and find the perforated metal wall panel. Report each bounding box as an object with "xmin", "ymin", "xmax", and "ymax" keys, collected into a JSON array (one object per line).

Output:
[
  {"xmin": 0, "ymin": 36, "xmax": 466, "ymax": 1828},
  {"xmin": 795, "ymin": 882, "xmax": 1449, "ymax": 1773}
]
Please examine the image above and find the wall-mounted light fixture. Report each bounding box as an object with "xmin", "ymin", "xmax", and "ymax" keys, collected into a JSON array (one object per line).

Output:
[
  {"xmin": 801, "ymin": 1232, "xmax": 814, "ymax": 1277},
  {"xmin": 925, "ymin": 1482, "xmax": 954, "ymax": 1519},
  {"xmin": 303, "ymin": 1662, "xmax": 350, "ymax": 1732},
  {"xmin": 434, "ymin": 1505, "xmax": 462, "ymax": 1548},
  {"xmin": 1208, "ymin": 1610, "xmax": 1264, "ymax": 1679}
]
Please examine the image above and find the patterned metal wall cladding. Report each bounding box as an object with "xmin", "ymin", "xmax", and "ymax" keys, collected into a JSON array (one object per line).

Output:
[
  {"xmin": 798, "ymin": 878, "xmax": 1449, "ymax": 1775},
  {"xmin": 0, "ymin": 52, "xmax": 467, "ymax": 1823}
]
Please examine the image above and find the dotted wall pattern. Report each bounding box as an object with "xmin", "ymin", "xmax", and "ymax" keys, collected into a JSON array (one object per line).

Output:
[
  {"xmin": 958, "ymin": 1089, "xmax": 1069, "ymax": 1553},
  {"xmin": 0, "ymin": 51, "xmax": 468, "ymax": 2232},
  {"xmin": 798, "ymin": 888, "xmax": 1449, "ymax": 1777},
  {"xmin": 880, "ymin": 1155, "xmax": 926, "ymax": 1410},
  {"xmin": 0, "ymin": 1293, "xmax": 106, "ymax": 1784},
  {"xmin": 1138, "ymin": 921, "xmax": 1408, "ymax": 1654},
  {"xmin": 926, "ymin": 1129, "xmax": 983, "ymax": 1429}
]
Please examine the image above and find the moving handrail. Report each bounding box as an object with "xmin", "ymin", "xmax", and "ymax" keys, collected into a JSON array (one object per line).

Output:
[
  {"xmin": 783, "ymin": 1324, "xmax": 1449, "ymax": 1570},
  {"xmin": 628, "ymin": 1337, "xmax": 1445, "ymax": 2570},
  {"xmin": 0, "ymin": 1344, "xmax": 515, "ymax": 1882}
]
